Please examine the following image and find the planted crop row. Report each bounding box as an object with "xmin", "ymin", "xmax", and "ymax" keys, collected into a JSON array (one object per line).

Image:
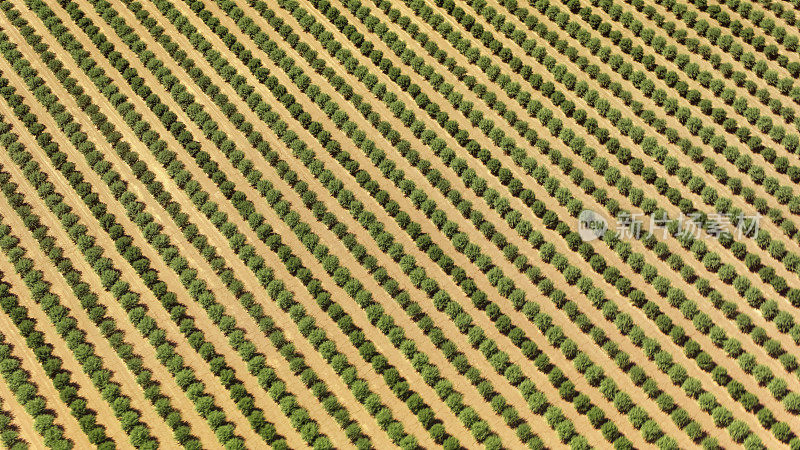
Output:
[{"xmin": 310, "ymin": 0, "xmax": 800, "ymax": 442}]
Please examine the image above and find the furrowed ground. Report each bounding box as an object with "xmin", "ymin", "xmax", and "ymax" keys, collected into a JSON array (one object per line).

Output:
[{"xmin": 1, "ymin": 0, "xmax": 800, "ymax": 448}]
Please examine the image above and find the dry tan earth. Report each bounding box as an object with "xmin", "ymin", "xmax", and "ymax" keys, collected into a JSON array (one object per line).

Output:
[{"xmin": 0, "ymin": 384, "xmax": 41, "ymax": 448}]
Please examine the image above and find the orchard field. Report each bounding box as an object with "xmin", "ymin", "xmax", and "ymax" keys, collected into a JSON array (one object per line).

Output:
[{"xmin": 1, "ymin": 0, "xmax": 800, "ymax": 448}]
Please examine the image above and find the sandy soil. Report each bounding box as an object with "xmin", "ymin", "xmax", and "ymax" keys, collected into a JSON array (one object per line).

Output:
[
  {"xmin": 0, "ymin": 383, "xmax": 42, "ymax": 448},
  {"xmin": 134, "ymin": 0, "xmax": 564, "ymax": 444},
  {"xmin": 235, "ymin": 9, "xmax": 575, "ymax": 449},
  {"xmin": 486, "ymin": 0, "xmax": 800, "ymax": 358},
  {"xmin": 310, "ymin": 0, "xmax": 784, "ymax": 442},
  {"xmin": 119, "ymin": 4, "xmax": 484, "ymax": 450},
  {"xmin": 265, "ymin": 4, "xmax": 667, "ymax": 448},
  {"xmin": 40, "ymin": 0, "xmax": 379, "ymax": 444},
  {"xmin": 195, "ymin": 0, "xmax": 644, "ymax": 446},
  {"xmin": 0, "ymin": 160, "xmax": 184, "ymax": 450},
  {"xmin": 325, "ymin": 4, "xmax": 743, "ymax": 445},
  {"xmin": 286, "ymin": 0, "xmax": 708, "ymax": 444},
  {"xmin": 636, "ymin": 0, "xmax": 797, "ymax": 136},
  {"xmin": 318, "ymin": 0, "xmax": 800, "ymax": 442}
]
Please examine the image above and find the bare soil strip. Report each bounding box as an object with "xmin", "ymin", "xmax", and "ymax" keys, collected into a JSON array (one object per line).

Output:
[{"xmin": 0, "ymin": 378, "xmax": 45, "ymax": 448}]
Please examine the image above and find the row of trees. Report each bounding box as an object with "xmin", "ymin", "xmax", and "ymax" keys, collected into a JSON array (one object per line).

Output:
[
  {"xmin": 103, "ymin": 0, "xmax": 445, "ymax": 446},
  {"xmin": 272, "ymin": 8, "xmax": 599, "ymax": 446},
  {"xmin": 290, "ymin": 0, "xmax": 720, "ymax": 446},
  {"xmin": 4, "ymin": 4, "xmax": 300, "ymax": 447},
  {"xmin": 568, "ymin": 0, "xmax": 800, "ymax": 217},
  {"xmin": 0, "ymin": 77, "xmax": 162, "ymax": 450},
  {"xmin": 268, "ymin": 0, "xmax": 792, "ymax": 444},
  {"xmin": 0, "ymin": 327, "xmax": 74, "ymax": 449},
  {"xmin": 68, "ymin": 0, "xmax": 369, "ymax": 445},
  {"xmin": 364, "ymin": 0, "xmax": 792, "ymax": 444}
]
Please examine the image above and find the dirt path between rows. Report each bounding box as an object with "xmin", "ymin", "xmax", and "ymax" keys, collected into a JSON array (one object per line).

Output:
[
  {"xmin": 477, "ymin": 0, "xmax": 800, "ymax": 369},
  {"xmin": 301, "ymin": 0, "xmax": 746, "ymax": 443},
  {"xmin": 44, "ymin": 0, "xmax": 438, "ymax": 446},
  {"xmin": 0, "ymin": 378, "xmax": 44, "ymax": 448},
  {"xmin": 0, "ymin": 101, "xmax": 248, "ymax": 449},
  {"xmin": 315, "ymin": 4, "xmax": 740, "ymax": 444},
  {"xmin": 243, "ymin": 6, "xmax": 590, "ymax": 446},
  {"xmin": 431, "ymin": 0, "xmax": 800, "ymax": 273},
  {"xmin": 0, "ymin": 133, "xmax": 189, "ymax": 450},
  {"xmin": 194, "ymin": 0, "xmax": 648, "ymax": 445},
  {"xmin": 0, "ymin": 311, "xmax": 84, "ymax": 449},
  {"xmin": 282, "ymin": 1, "xmax": 703, "ymax": 445}
]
